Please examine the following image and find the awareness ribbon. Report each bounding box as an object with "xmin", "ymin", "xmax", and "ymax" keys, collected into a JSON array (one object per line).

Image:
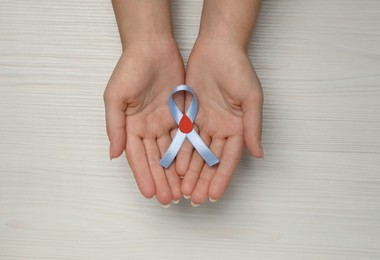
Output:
[{"xmin": 159, "ymin": 85, "xmax": 219, "ymax": 168}]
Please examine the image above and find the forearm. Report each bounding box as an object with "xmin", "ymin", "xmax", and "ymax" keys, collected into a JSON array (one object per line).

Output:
[
  {"xmin": 198, "ymin": 0, "xmax": 261, "ymax": 49},
  {"xmin": 112, "ymin": 0, "xmax": 174, "ymax": 49}
]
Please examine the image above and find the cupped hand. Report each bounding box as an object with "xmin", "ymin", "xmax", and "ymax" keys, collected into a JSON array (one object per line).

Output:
[
  {"xmin": 178, "ymin": 40, "xmax": 264, "ymax": 205},
  {"xmin": 104, "ymin": 40, "xmax": 185, "ymax": 206}
]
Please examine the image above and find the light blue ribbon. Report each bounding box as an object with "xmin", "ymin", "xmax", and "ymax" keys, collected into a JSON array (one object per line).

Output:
[{"xmin": 160, "ymin": 85, "xmax": 219, "ymax": 168}]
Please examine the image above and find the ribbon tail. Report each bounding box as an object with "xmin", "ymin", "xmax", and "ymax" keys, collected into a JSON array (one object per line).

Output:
[
  {"xmin": 159, "ymin": 131, "xmax": 187, "ymax": 168},
  {"xmin": 187, "ymin": 130, "xmax": 219, "ymax": 167}
]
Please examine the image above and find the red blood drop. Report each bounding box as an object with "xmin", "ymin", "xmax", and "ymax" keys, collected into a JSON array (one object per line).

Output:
[{"xmin": 179, "ymin": 115, "xmax": 193, "ymax": 133}]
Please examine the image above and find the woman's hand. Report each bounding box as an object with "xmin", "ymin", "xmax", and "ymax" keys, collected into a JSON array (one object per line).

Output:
[
  {"xmin": 104, "ymin": 39, "xmax": 185, "ymax": 207},
  {"xmin": 179, "ymin": 39, "xmax": 263, "ymax": 205}
]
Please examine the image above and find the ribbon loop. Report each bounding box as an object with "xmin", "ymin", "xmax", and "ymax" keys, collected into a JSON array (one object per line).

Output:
[{"xmin": 160, "ymin": 85, "xmax": 219, "ymax": 168}]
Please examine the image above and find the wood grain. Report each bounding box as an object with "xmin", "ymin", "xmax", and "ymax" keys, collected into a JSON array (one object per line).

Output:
[{"xmin": 1, "ymin": 0, "xmax": 379, "ymax": 259}]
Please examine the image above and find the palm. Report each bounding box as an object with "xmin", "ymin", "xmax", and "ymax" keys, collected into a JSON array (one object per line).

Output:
[
  {"xmin": 104, "ymin": 42, "xmax": 185, "ymax": 206},
  {"xmin": 179, "ymin": 43, "xmax": 263, "ymax": 204}
]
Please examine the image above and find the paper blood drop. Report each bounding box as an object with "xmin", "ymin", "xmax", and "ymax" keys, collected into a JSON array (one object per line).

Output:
[{"xmin": 179, "ymin": 114, "xmax": 193, "ymax": 133}]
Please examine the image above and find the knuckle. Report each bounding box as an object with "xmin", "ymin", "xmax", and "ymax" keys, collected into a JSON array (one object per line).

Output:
[
  {"xmin": 103, "ymin": 85, "xmax": 123, "ymax": 104},
  {"xmin": 148, "ymin": 159, "xmax": 158, "ymax": 168},
  {"xmin": 103, "ymin": 88, "xmax": 112, "ymax": 103},
  {"xmin": 249, "ymin": 88, "xmax": 263, "ymax": 103}
]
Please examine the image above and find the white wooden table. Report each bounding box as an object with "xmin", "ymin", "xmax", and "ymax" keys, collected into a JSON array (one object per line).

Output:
[{"xmin": 1, "ymin": 1, "xmax": 379, "ymax": 259}]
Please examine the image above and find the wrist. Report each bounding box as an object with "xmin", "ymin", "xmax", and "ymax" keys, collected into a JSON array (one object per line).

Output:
[
  {"xmin": 113, "ymin": 0, "xmax": 174, "ymax": 50},
  {"xmin": 188, "ymin": 37, "xmax": 252, "ymax": 77},
  {"xmin": 121, "ymin": 35, "xmax": 177, "ymax": 52},
  {"xmin": 120, "ymin": 37, "xmax": 183, "ymax": 68},
  {"xmin": 197, "ymin": 26, "xmax": 250, "ymax": 51},
  {"xmin": 119, "ymin": 22, "xmax": 174, "ymax": 49},
  {"xmin": 196, "ymin": 0, "xmax": 261, "ymax": 51},
  {"xmin": 193, "ymin": 35, "xmax": 247, "ymax": 55}
]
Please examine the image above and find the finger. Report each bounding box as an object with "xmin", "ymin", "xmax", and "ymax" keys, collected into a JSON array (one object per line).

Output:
[
  {"xmin": 143, "ymin": 139, "xmax": 173, "ymax": 206},
  {"xmin": 190, "ymin": 138, "xmax": 226, "ymax": 206},
  {"xmin": 176, "ymin": 126, "xmax": 199, "ymax": 176},
  {"xmin": 170, "ymin": 129, "xmax": 192, "ymax": 177},
  {"xmin": 181, "ymin": 149, "xmax": 204, "ymax": 198},
  {"xmin": 170, "ymin": 128, "xmax": 177, "ymax": 139},
  {"xmin": 104, "ymin": 89, "xmax": 127, "ymax": 159},
  {"xmin": 125, "ymin": 135, "xmax": 155, "ymax": 199},
  {"xmin": 242, "ymin": 88, "xmax": 264, "ymax": 158},
  {"xmin": 209, "ymin": 135, "xmax": 244, "ymax": 201},
  {"xmin": 181, "ymin": 132, "xmax": 211, "ymax": 198},
  {"xmin": 157, "ymin": 135, "xmax": 182, "ymax": 202}
]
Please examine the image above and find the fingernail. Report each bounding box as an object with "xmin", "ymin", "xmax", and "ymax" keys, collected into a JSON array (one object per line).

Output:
[
  {"xmin": 191, "ymin": 201, "xmax": 199, "ymax": 207},
  {"xmin": 183, "ymin": 195, "xmax": 191, "ymax": 199},
  {"xmin": 109, "ymin": 144, "xmax": 113, "ymax": 160},
  {"xmin": 161, "ymin": 203, "xmax": 171, "ymax": 208},
  {"xmin": 172, "ymin": 200, "xmax": 180, "ymax": 204},
  {"xmin": 209, "ymin": 197, "xmax": 217, "ymax": 203},
  {"xmin": 259, "ymin": 144, "xmax": 265, "ymax": 159}
]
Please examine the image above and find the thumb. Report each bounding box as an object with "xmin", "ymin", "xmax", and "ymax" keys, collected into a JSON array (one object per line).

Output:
[
  {"xmin": 104, "ymin": 90, "xmax": 127, "ymax": 160},
  {"xmin": 242, "ymin": 89, "xmax": 264, "ymax": 158}
]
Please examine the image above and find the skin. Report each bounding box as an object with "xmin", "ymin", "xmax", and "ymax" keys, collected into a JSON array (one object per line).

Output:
[
  {"xmin": 104, "ymin": 0, "xmax": 184, "ymax": 206},
  {"xmin": 177, "ymin": 0, "xmax": 263, "ymax": 205},
  {"xmin": 104, "ymin": 0, "xmax": 263, "ymax": 207}
]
